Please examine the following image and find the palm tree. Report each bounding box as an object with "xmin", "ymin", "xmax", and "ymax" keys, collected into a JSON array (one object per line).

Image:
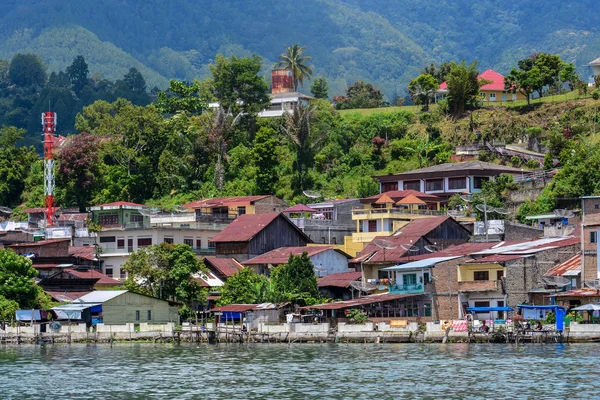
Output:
[{"xmin": 275, "ymin": 44, "xmax": 314, "ymax": 91}]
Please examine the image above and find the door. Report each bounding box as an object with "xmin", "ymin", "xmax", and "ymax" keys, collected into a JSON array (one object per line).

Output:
[{"xmin": 368, "ymin": 220, "xmax": 377, "ymax": 232}]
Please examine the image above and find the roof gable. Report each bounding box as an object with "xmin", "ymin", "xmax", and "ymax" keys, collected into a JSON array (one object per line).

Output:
[
  {"xmin": 210, "ymin": 213, "xmax": 310, "ymax": 243},
  {"xmin": 203, "ymin": 257, "xmax": 244, "ymax": 277},
  {"xmin": 243, "ymin": 246, "xmax": 348, "ymax": 265}
]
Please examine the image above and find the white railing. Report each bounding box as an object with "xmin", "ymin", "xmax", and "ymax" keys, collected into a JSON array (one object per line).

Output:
[{"xmin": 45, "ymin": 227, "xmax": 72, "ymax": 238}]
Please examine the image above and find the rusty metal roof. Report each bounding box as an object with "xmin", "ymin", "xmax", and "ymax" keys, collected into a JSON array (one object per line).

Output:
[
  {"xmin": 552, "ymin": 289, "xmax": 600, "ymax": 298},
  {"xmin": 64, "ymin": 268, "xmax": 121, "ymax": 286},
  {"xmin": 545, "ymin": 254, "xmax": 581, "ymax": 277},
  {"xmin": 210, "ymin": 213, "xmax": 309, "ymax": 243},
  {"xmin": 466, "ymin": 254, "xmax": 528, "ymax": 264},
  {"xmin": 317, "ymin": 272, "xmax": 362, "ymax": 288},
  {"xmin": 300, "ymin": 293, "xmax": 423, "ymax": 310},
  {"xmin": 182, "ymin": 195, "xmax": 272, "ymax": 209},
  {"xmin": 243, "ymin": 246, "xmax": 347, "ymax": 266},
  {"xmin": 203, "ymin": 257, "xmax": 244, "ymax": 278},
  {"xmin": 361, "ymin": 190, "xmax": 439, "ymax": 204}
]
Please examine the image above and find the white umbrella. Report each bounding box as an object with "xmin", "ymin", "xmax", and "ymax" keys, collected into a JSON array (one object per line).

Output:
[{"xmin": 571, "ymin": 304, "xmax": 600, "ymax": 311}]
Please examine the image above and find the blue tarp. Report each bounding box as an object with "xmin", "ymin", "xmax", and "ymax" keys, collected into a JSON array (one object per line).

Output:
[
  {"xmin": 517, "ymin": 305, "xmax": 566, "ymax": 310},
  {"xmin": 467, "ymin": 306, "xmax": 514, "ymax": 313},
  {"xmin": 15, "ymin": 309, "xmax": 42, "ymax": 321}
]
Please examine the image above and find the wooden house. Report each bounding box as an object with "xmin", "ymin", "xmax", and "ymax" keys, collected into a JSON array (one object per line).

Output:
[{"xmin": 209, "ymin": 213, "xmax": 311, "ymax": 261}]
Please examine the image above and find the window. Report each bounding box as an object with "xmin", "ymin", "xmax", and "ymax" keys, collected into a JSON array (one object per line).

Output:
[
  {"xmin": 321, "ymin": 237, "xmax": 326, "ymax": 244},
  {"xmin": 120, "ymin": 270, "xmax": 126, "ymax": 279},
  {"xmin": 405, "ymin": 303, "xmax": 419, "ymax": 317},
  {"xmin": 368, "ymin": 220, "xmax": 378, "ymax": 233},
  {"xmin": 473, "ymin": 271, "xmax": 489, "ymax": 281},
  {"xmin": 147, "ymin": 310, "xmax": 152, "ymax": 321},
  {"xmin": 237, "ymin": 206, "xmax": 246, "ymax": 215},
  {"xmin": 137, "ymin": 238, "xmax": 152, "ymax": 247},
  {"xmin": 424, "ymin": 303, "xmax": 432, "ymax": 317},
  {"xmin": 382, "ymin": 182, "xmax": 398, "ymax": 192},
  {"xmin": 117, "ymin": 239, "xmax": 125, "ymax": 249},
  {"xmin": 208, "ymin": 239, "xmax": 215, "ymax": 248},
  {"xmin": 425, "ymin": 179, "xmax": 443, "ymax": 192},
  {"xmin": 98, "ymin": 214, "xmax": 119, "ymax": 226},
  {"xmin": 184, "ymin": 238, "xmax": 194, "ymax": 247},
  {"xmin": 497, "ymin": 270, "xmax": 504, "ymax": 280},
  {"xmin": 105, "ymin": 268, "xmax": 113, "ymax": 277},
  {"xmin": 135, "ymin": 310, "xmax": 140, "ymax": 321},
  {"xmin": 196, "ymin": 239, "xmax": 202, "ymax": 248},
  {"xmin": 448, "ymin": 177, "xmax": 466, "ymax": 190},
  {"xmin": 474, "ymin": 301, "xmax": 490, "ymax": 308},
  {"xmin": 595, "ymin": 204, "xmax": 599, "ymax": 210},
  {"xmin": 489, "ymin": 93, "xmax": 496, "ymax": 101},
  {"xmin": 130, "ymin": 214, "xmax": 143, "ymax": 223},
  {"xmin": 331, "ymin": 237, "xmax": 336, "ymax": 244},
  {"xmin": 473, "ymin": 176, "xmax": 489, "ymax": 189},
  {"xmin": 99, "ymin": 236, "xmax": 116, "ymax": 243},
  {"xmin": 403, "ymin": 180, "xmax": 420, "ymax": 191},
  {"xmin": 163, "ymin": 237, "xmax": 174, "ymax": 244},
  {"xmin": 497, "ymin": 301, "xmax": 505, "ymax": 319},
  {"xmin": 591, "ymin": 231, "xmax": 597, "ymax": 244},
  {"xmin": 128, "ymin": 239, "xmax": 134, "ymax": 252},
  {"xmin": 423, "ymin": 272, "xmax": 430, "ymax": 284},
  {"xmin": 403, "ymin": 274, "xmax": 417, "ymax": 286}
]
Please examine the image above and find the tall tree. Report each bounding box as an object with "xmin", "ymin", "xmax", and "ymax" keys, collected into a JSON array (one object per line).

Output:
[
  {"xmin": 66, "ymin": 55, "xmax": 89, "ymax": 94},
  {"xmin": 217, "ymin": 267, "xmax": 271, "ymax": 306},
  {"xmin": 333, "ymin": 81, "xmax": 385, "ymax": 110},
  {"xmin": 445, "ymin": 60, "xmax": 480, "ymax": 115},
  {"xmin": 8, "ymin": 53, "xmax": 47, "ymax": 88},
  {"xmin": 0, "ymin": 249, "xmax": 43, "ymax": 309},
  {"xmin": 270, "ymin": 253, "xmax": 320, "ymax": 306},
  {"xmin": 209, "ymin": 54, "xmax": 270, "ymax": 115},
  {"xmin": 408, "ymin": 73, "xmax": 439, "ymax": 111},
  {"xmin": 0, "ymin": 126, "xmax": 38, "ymax": 207},
  {"xmin": 422, "ymin": 62, "xmax": 452, "ymax": 85},
  {"xmin": 504, "ymin": 67, "xmax": 543, "ymax": 106},
  {"xmin": 58, "ymin": 132, "xmax": 101, "ymax": 211},
  {"xmin": 252, "ymin": 126, "xmax": 279, "ymax": 194},
  {"xmin": 275, "ymin": 44, "xmax": 314, "ymax": 91},
  {"xmin": 156, "ymin": 79, "xmax": 207, "ymax": 115},
  {"xmin": 310, "ymin": 76, "xmax": 329, "ymax": 99},
  {"xmin": 122, "ymin": 243, "xmax": 206, "ymax": 310}
]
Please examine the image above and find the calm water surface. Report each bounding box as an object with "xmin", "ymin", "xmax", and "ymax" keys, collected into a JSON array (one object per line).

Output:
[{"xmin": 0, "ymin": 343, "xmax": 598, "ymax": 399}]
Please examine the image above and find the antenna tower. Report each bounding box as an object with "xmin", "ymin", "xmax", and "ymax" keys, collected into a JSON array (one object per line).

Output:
[{"xmin": 42, "ymin": 111, "xmax": 57, "ymax": 226}]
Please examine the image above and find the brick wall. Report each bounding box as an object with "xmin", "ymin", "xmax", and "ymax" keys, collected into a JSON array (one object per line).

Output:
[
  {"xmin": 254, "ymin": 196, "xmax": 289, "ymax": 214},
  {"xmin": 505, "ymin": 243, "xmax": 579, "ymax": 307},
  {"xmin": 429, "ymin": 257, "xmax": 468, "ymax": 321},
  {"xmin": 504, "ymin": 221, "xmax": 542, "ymax": 241},
  {"xmin": 583, "ymin": 225, "xmax": 597, "ymax": 283}
]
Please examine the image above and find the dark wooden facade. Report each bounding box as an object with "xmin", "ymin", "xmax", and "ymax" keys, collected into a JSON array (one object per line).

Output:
[
  {"xmin": 215, "ymin": 215, "xmax": 310, "ymax": 261},
  {"xmin": 422, "ymin": 218, "xmax": 471, "ymax": 249}
]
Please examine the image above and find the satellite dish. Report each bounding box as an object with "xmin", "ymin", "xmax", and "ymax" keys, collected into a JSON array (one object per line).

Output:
[
  {"xmin": 173, "ymin": 205, "xmax": 186, "ymax": 213},
  {"xmin": 459, "ymin": 194, "xmax": 474, "ymax": 203},
  {"xmin": 374, "ymin": 239, "xmax": 399, "ymax": 250},
  {"xmin": 0, "ymin": 206, "xmax": 13, "ymax": 214},
  {"xmin": 584, "ymin": 279, "xmax": 600, "ymax": 290},
  {"xmin": 541, "ymin": 276, "xmax": 571, "ymax": 288},
  {"xmin": 137, "ymin": 208, "xmax": 158, "ymax": 217},
  {"xmin": 424, "ymin": 244, "xmax": 440, "ymax": 253},
  {"xmin": 554, "ymin": 209, "xmax": 575, "ymax": 219},
  {"xmin": 475, "ymin": 204, "xmax": 495, "ymax": 213},
  {"xmin": 400, "ymin": 243, "xmax": 419, "ymax": 253},
  {"xmin": 492, "ymin": 207, "xmax": 511, "ymax": 216},
  {"xmin": 349, "ymin": 280, "xmax": 378, "ymax": 292},
  {"xmin": 302, "ymin": 190, "xmax": 322, "ymax": 199}
]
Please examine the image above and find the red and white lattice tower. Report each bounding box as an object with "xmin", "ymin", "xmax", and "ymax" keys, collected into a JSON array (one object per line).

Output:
[{"xmin": 42, "ymin": 112, "xmax": 57, "ymax": 226}]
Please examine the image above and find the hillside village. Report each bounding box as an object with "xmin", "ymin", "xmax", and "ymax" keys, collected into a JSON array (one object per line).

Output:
[{"xmin": 2, "ymin": 48, "xmax": 600, "ymax": 343}]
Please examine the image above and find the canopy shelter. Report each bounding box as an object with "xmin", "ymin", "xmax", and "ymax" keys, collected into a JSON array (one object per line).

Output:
[
  {"xmin": 374, "ymin": 194, "xmax": 395, "ymax": 205},
  {"xmin": 571, "ymin": 303, "xmax": 600, "ymax": 323},
  {"xmin": 52, "ymin": 303, "xmax": 100, "ymax": 322},
  {"xmin": 517, "ymin": 304, "xmax": 567, "ymax": 330},
  {"xmin": 395, "ymin": 194, "xmax": 426, "ymax": 210},
  {"xmin": 283, "ymin": 204, "xmax": 316, "ymax": 214},
  {"xmin": 466, "ymin": 306, "xmax": 514, "ymax": 323}
]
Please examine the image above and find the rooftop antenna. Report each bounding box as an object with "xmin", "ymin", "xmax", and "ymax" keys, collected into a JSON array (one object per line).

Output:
[
  {"xmin": 302, "ymin": 190, "xmax": 322, "ymax": 199},
  {"xmin": 373, "ymin": 238, "xmax": 399, "ymax": 262}
]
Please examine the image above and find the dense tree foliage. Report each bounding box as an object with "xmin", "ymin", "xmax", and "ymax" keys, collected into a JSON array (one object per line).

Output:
[
  {"xmin": 310, "ymin": 76, "xmax": 329, "ymax": 100},
  {"xmin": 445, "ymin": 61, "xmax": 481, "ymax": 115},
  {"xmin": 122, "ymin": 243, "xmax": 207, "ymax": 311},
  {"xmin": 0, "ymin": 249, "xmax": 48, "ymax": 310},
  {"xmin": 217, "ymin": 267, "xmax": 271, "ymax": 306},
  {"xmin": 408, "ymin": 74, "xmax": 439, "ymax": 111},
  {"xmin": 270, "ymin": 253, "xmax": 320, "ymax": 306},
  {"xmin": 333, "ymin": 81, "xmax": 386, "ymax": 110}
]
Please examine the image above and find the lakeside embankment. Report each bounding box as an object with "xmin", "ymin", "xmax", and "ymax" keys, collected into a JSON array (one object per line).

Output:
[{"xmin": 4, "ymin": 321, "xmax": 600, "ymax": 344}]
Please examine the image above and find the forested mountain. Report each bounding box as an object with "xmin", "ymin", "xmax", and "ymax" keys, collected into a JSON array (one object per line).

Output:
[{"xmin": 0, "ymin": 0, "xmax": 598, "ymax": 100}]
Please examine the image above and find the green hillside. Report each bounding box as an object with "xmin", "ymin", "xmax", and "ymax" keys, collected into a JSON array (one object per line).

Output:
[{"xmin": 0, "ymin": 0, "xmax": 597, "ymax": 99}]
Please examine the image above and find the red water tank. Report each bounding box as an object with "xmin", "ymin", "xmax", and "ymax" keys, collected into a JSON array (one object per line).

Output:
[{"xmin": 271, "ymin": 69, "xmax": 294, "ymax": 94}]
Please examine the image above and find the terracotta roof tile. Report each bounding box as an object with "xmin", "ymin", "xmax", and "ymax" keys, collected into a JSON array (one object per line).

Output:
[{"xmin": 203, "ymin": 257, "xmax": 244, "ymax": 278}]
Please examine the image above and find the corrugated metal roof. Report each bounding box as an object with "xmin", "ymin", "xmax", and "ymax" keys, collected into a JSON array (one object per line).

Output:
[
  {"xmin": 182, "ymin": 196, "xmax": 271, "ymax": 210},
  {"xmin": 545, "ymin": 254, "xmax": 581, "ymax": 277},
  {"xmin": 210, "ymin": 304, "xmax": 258, "ymax": 313},
  {"xmin": 466, "ymin": 254, "xmax": 528, "ymax": 263},
  {"xmin": 300, "ymin": 293, "xmax": 422, "ymax": 310},
  {"xmin": 243, "ymin": 246, "xmax": 345, "ymax": 266},
  {"xmin": 375, "ymin": 161, "xmax": 523, "ymax": 181},
  {"xmin": 58, "ymin": 213, "xmax": 89, "ymax": 222},
  {"xmin": 69, "ymin": 246, "xmax": 97, "ymax": 261},
  {"xmin": 284, "ymin": 204, "xmax": 316, "ymax": 213},
  {"xmin": 382, "ymin": 256, "xmax": 461, "ymax": 271},
  {"xmin": 64, "ymin": 268, "xmax": 121, "ymax": 286},
  {"xmin": 390, "ymin": 242, "xmax": 500, "ymax": 264},
  {"xmin": 203, "ymin": 257, "xmax": 244, "ymax": 277},
  {"xmin": 76, "ymin": 290, "xmax": 128, "ymax": 303},
  {"xmin": 317, "ymin": 272, "xmax": 362, "ymax": 288},
  {"xmin": 552, "ymin": 289, "xmax": 600, "ymax": 298},
  {"xmin": 193, "ymin": 272, "xmax": 224, "ymax": 287},
  {"xmin": 96, "ymin": 201, "xmax": 145, "ymax": 208},
  {"xmin": 524, "ymin": 214, "xmax": 560, "ymax": 220},
  {"xmin": 210, "ymin": 213, "xmax": 309, "ymax": 243},
  {"xmin": 45, "ymin": 290, "xmax": 92, "ymax": 303}
]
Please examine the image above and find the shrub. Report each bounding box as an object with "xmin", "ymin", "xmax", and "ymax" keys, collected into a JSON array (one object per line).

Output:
[
  {"xmin": 511, "ymin": 155, "xmax": 522, "ymax": 167},
  {"xmin": 346, "ymin": 308, "xmax": 368, "ymax": 324},
  {"xmin": 592, "ymin": 89, "xmax": 600, "ymax": 100},
  {"xmin": 526, "ymin": 159, "xmax": 540, "ymax": 169}
]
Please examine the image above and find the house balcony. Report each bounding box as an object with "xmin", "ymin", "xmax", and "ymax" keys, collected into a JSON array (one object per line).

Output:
[
  {"xmin": 352, "ymin": 208, "xmax": 445, "ymax": 221},
  {"xmin": 195, "ymin": 212, "xmax": 238, "ymax": 224},
  {"xmin": 457, "ymin": 280, "xmax": 500, "ymax": 292},
  {"xmin": 100, "ymin": 245, "xmax": 216, "ymax": 256},
  {"xmin": 388, "ymin": 283, "xmax": 425, "ymax": 294}
]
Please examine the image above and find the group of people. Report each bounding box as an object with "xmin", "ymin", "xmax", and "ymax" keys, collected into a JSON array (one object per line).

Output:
[{"xmin": 479, "ymin": 320, "xmax": 544, "ymax": 333}]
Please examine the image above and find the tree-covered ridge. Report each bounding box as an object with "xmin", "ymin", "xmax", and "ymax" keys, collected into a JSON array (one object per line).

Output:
[{"xmin": 0, "ymin": 1, "xmax": 598, "ymax": 99}]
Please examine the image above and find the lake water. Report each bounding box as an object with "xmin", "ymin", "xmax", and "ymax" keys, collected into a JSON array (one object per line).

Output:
[{"xmin": 0, "ymin": 343, "xmax": 598, "ymax": 399}]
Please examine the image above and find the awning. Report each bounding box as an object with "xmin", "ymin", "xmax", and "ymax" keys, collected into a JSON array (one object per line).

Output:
[
  {"xmin": 467, "ymin": 306, "xmax": 513, "ymax": 313},
  {"xmin": 517, "ymin": 304, "xmax": 566, "ymax": 310},
  {"xmin": 52, "ymin": 303, "xmax": 99, "ymax": 320},
  {"xmin": 571, "ymin": 304, "xmax": 600, "ymax": 311},
  {"xmin": 16, "ymin": 309, "xmax": 42, "ymax": 321},
  {"xmin": 381, "ymin": 256, "xmax": 461, "ymax": 271}
]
